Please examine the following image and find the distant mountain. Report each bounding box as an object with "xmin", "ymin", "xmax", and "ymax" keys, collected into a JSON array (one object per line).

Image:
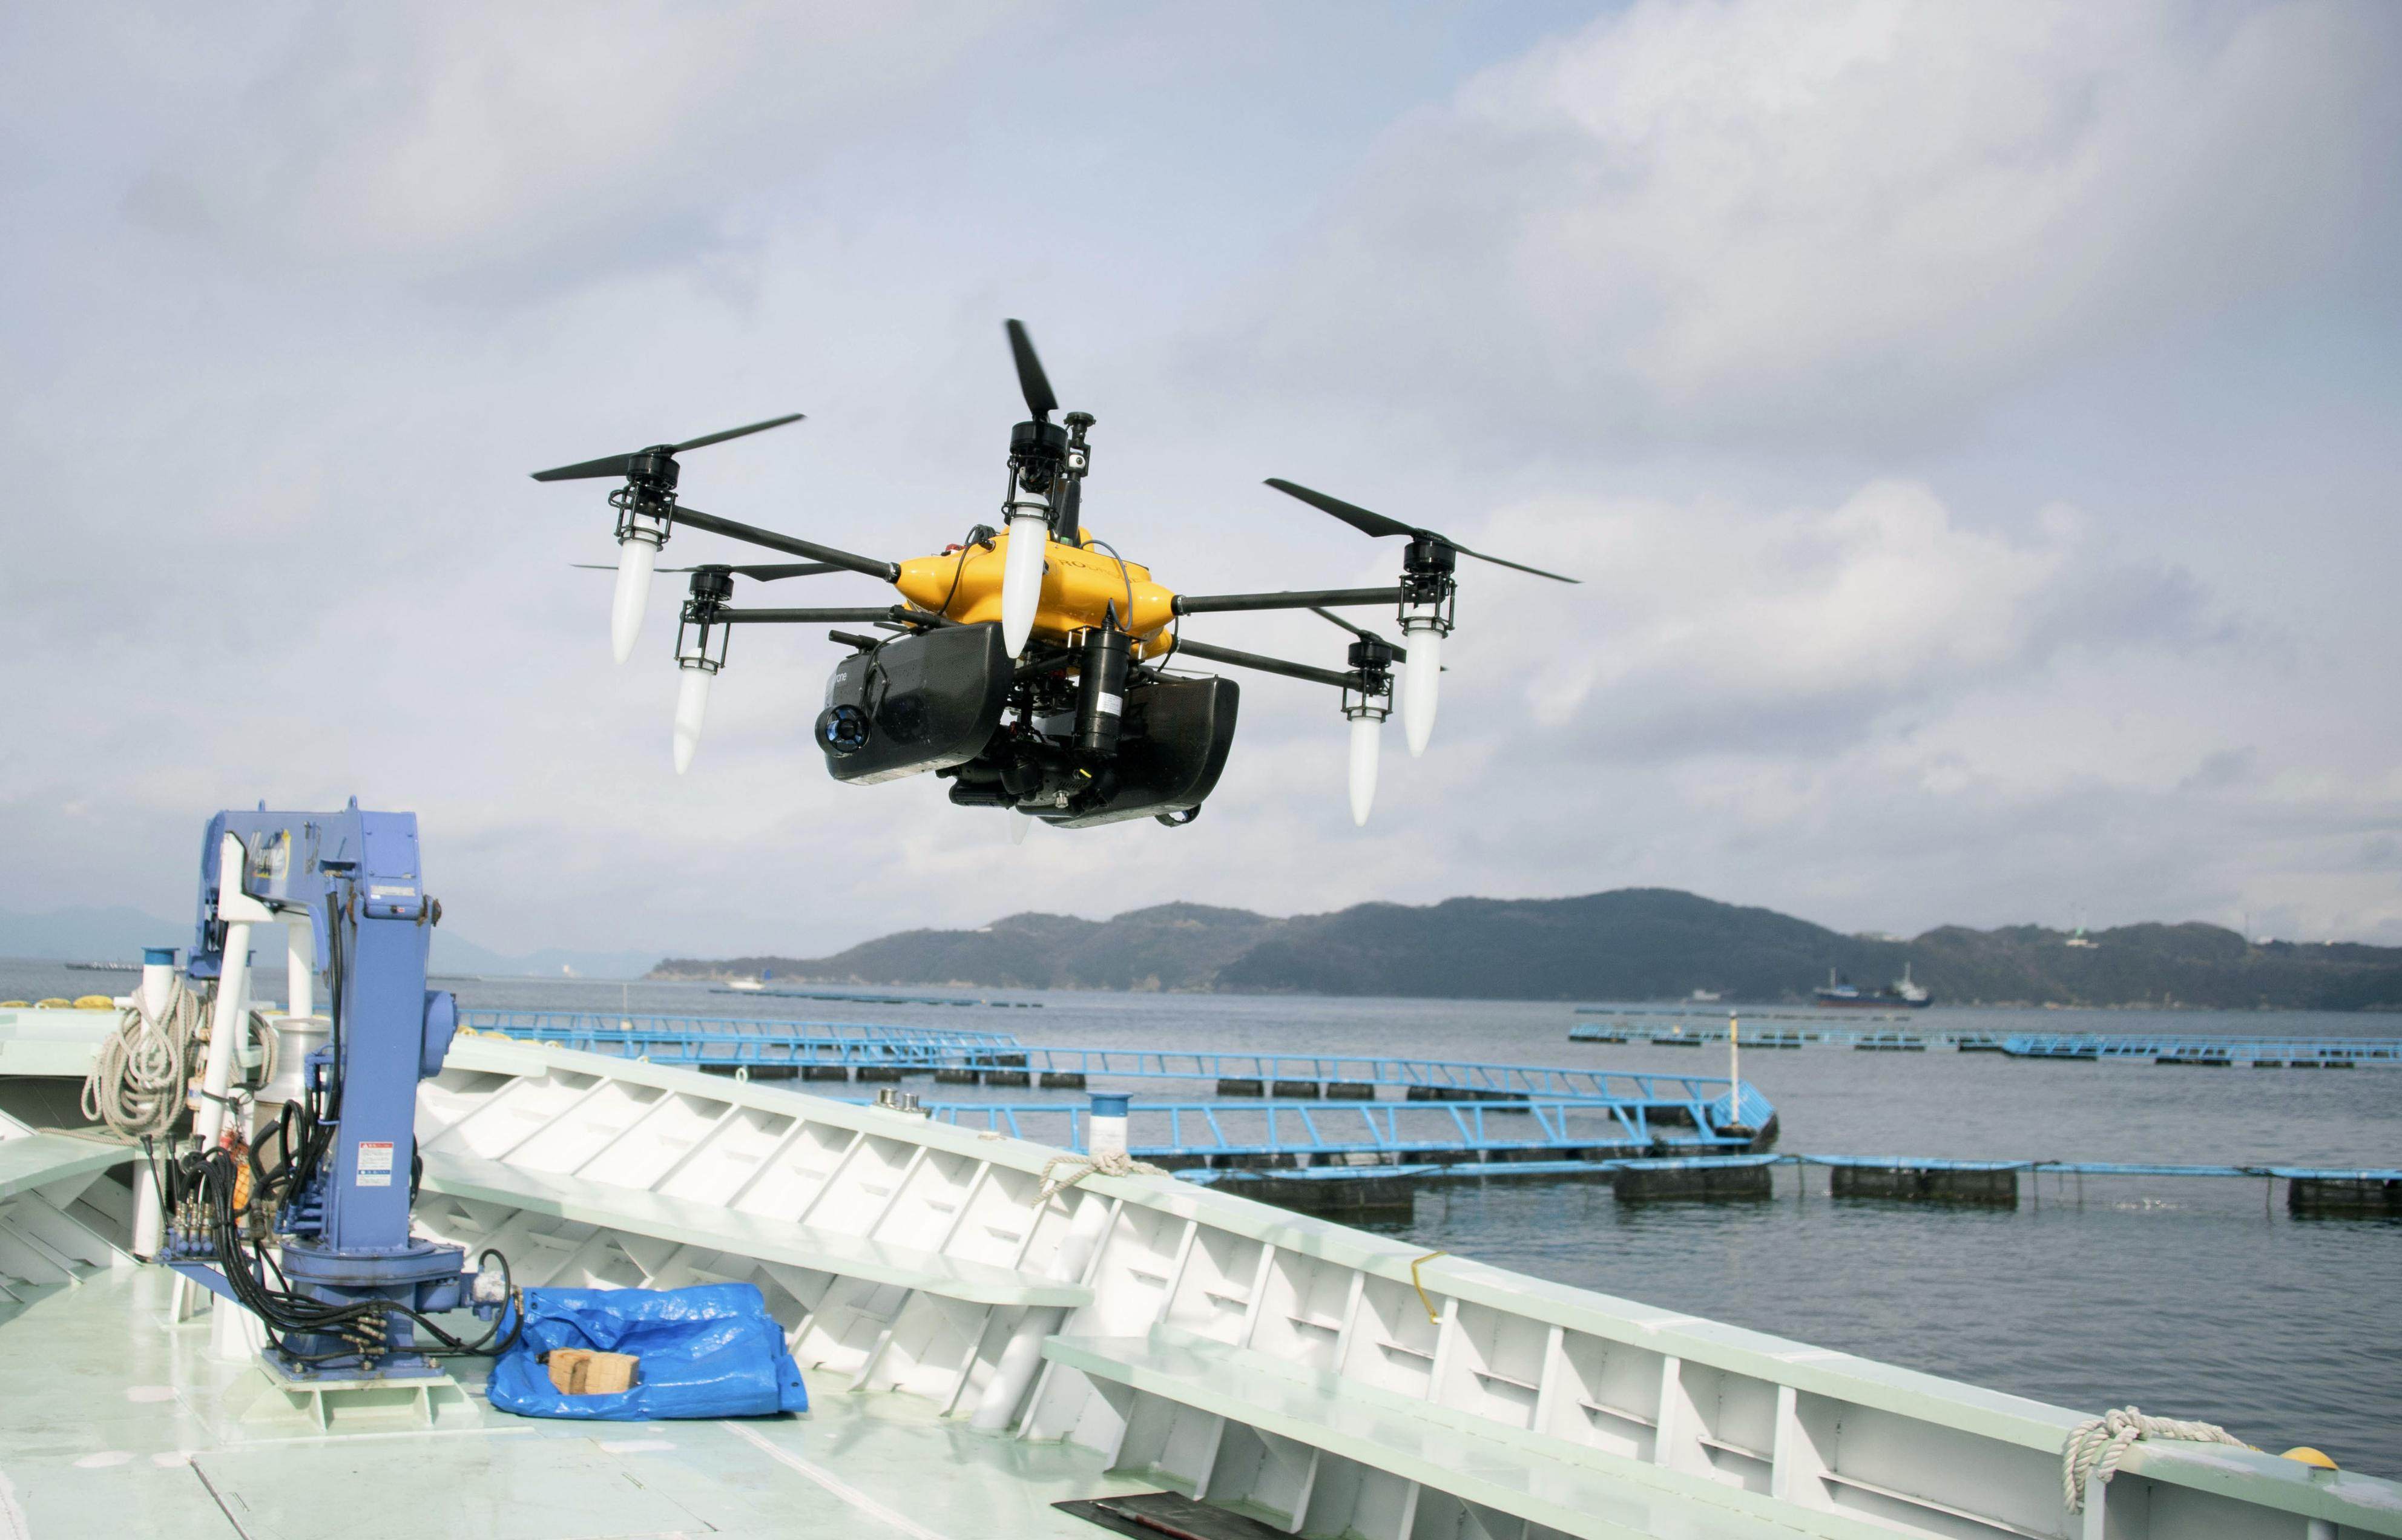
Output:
[
  {"xmin": 0, "ymin": 906, "xmax": 654, "ymax": 980},
  {"xmin": 426, "ymin": 933, "xmax": 661, "ymax": 981},
  {"xmin": 651, "ymin": 888, "xmax": 2402, "ymax": 1010},
  {"xmin": 0, "ymin": 906, "xmax": 189, "ymax": 961},
  {"xmin": 660, "ymin": 903, "xmax": 1277, "ymax": 993}
]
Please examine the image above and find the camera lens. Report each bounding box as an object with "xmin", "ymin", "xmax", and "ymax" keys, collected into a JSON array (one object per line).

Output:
[{"xmin": 816, "ymin": 703, "xmax": 871, "ymax": 756}]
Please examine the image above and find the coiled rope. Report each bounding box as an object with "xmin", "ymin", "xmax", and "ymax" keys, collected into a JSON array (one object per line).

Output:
[
  {"xmin": 81, "ymin": 977, "xmax": 205, "ymax": 1140},
  {"xmin": 2061, "ymin": 1406, "xmax": 2249, "ymax": 1513},
  {"xmin": 79, "ymin": 980, "xmax": 278, "ymax": 1141},
  {"xmin": 1037, "ymin": 1149, "xmax": 1166, "ymax": 1202}
]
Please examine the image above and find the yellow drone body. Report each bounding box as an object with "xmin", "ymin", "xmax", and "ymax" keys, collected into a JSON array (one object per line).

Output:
[{"xmin": 892, "ymin": 528, "xmax": 1178, "ymax": 656}]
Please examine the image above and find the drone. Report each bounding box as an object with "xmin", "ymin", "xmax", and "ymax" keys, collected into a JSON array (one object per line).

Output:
[{"xmin": 532, "ymin": 321, "xmax": 1576, "ymax": 832}]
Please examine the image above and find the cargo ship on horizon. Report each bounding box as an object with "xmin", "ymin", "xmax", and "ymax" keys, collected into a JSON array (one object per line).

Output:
[{"xmin": 1815, "ymin": 962, "xmax": 1933, "ymax": 1008}]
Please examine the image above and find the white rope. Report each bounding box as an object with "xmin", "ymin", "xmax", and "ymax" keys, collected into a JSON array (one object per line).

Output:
[
  {"xmin": 2061, "ymin": 1406, "xmax": 2249, "ymax": 1512},
  {"xmin": 80, "ymin": 976, "xmax": 206, "ymax": 1140},
  {"xmin": 1037, "ymin": 1148, "xmax": 1165, "ymax": 1202},
  {"xmin": 248, "ymin": 1007, "xmax": 277, "ymax": 1091}
]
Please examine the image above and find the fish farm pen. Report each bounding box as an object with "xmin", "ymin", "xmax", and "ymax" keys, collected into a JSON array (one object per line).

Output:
[
  {"xmin": 703, "ymin": 984, "xmax": 1048, "ymax": 1007},
  {"xmin": 1578, "ymin": 1004, "xmax": 1926, "ymax": 1024},
  {"xmin": 1179, "ymin": 1151, "xmax": 2402, "ymax": 1216},
  {"xmin": 1992, "ymin": 1032, "xmax": 2402, "ymax": 1065},
  {"xmin": 430, "ymin": 1011, "xmax": 2402, "ymax": 1223},
  {"xmin": 460, "ymin": 1012, "xmax": 1755, "ymax": 1101},
  {"xmin": 1568, "ymin": 1018, "xmax": 2402, "ymax": 1064},
  {"xmin": 883, "ymin": 1093, "xmax": 1775, "ymax": 1165},
  {"xmin": 465, "ymin": 1010, "xmax": 1021, "ymax": 1052}
]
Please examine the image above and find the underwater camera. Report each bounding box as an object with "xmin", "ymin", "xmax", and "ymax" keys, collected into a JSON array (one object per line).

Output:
[{"xmin": 815, "ymin": 622, "xmax": 1237, "ymax": 827}]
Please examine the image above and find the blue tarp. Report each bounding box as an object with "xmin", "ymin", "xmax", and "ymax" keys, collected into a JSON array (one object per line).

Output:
[{"xmin": 487, "ymin": 1283, "xmax": 808, "ymax": 1420}]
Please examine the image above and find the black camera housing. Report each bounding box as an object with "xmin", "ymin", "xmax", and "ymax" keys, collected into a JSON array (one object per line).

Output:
[{"xmin": 817, "ymin": 624, "xmax": 1015, "ymax": 785}]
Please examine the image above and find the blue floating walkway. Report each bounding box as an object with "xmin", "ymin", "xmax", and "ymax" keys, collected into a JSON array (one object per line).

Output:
[
  {"xmin": 1996, "ymin": 1032, "xmax": 2400, "ymax": 1066},
  {"xmin": 464, "ymin": 1012, "xmax": 1019, "ymax": 1061},
  {"xmin": 705, "ymin": 986, "xmax": 1036, "ymax": 1007},
  {"xmin": 1568, "ymin": 1018, "xmax": 2400, "ymax": 1064},
  {"xmin": 1570, "ymin": 1020, "xmax": 1987, "ymax": 1050},
  {"xmin": 884, "ymin": 1091, "xmax": 1772, "ymax": 1165},
  {"xmin": 461, "ymin": 1014, "xmax": 1776, "ymax": 1109}
]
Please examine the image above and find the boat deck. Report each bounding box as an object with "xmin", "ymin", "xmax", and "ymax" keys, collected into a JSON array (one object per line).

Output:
[
  {"xmin": 0, "ymin": 1268, "xmax": 1154, "ymax": 1540},
  {"xmin": 0, "ymin": 1268, "xmax": 1944, "ymax": 1540},
  {"xmin": 5, "ymin": 1035, "xmax": 2396, "ymax": 1540}
]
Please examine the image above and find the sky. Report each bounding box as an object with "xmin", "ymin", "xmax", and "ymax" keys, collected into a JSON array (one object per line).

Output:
[{"xmin": 3, "ymin": 0, "xmax": 2398, "ymax": 958}]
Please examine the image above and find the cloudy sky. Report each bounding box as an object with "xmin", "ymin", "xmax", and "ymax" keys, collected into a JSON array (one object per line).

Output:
[{"xmin": 5, "ymin": 0, "xmax": 2398, "ymax": 957}]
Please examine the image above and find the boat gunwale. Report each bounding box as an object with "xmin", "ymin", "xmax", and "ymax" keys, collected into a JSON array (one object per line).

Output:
[{"xmin": 440, "ymin": 1039, "xmax": 2402, "ymax": 1532}]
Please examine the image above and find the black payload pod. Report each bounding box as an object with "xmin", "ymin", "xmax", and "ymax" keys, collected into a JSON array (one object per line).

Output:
[
  {"xmin": 812, "ymin": 620, "xmax": 1237, "ymax": 827},
  {"xmin": 814, "ymin": 624, "xmax": 1015, "ymax": 785}
]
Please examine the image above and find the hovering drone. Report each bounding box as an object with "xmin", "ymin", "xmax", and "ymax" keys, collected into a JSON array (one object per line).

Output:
[{"xmin": 532, "ymin": 322, "xmax": 1576, "ymax": 831}]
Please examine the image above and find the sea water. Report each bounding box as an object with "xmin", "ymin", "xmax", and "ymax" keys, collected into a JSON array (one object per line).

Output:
[{"xmin": 10, "ymin": 962, "xmax": 2395, "ymax": 1473}]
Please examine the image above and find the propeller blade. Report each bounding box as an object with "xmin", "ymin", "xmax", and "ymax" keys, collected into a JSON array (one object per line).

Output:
[
  {"xmin": 1265, "ymin": 478, "xmax": 1416, "ymax": 539},
  {"xmin": 1266, "ymin": 479, "xmax": 1581, "ymax": 584},
  {"xmin": 1444, "ymin": 542, "xmax": 1581, "ymax": 584},
  {"xmin": 674, "ymin": 412, "xmax": 805, "ymax": 453},
  {"xmin": 1007, "ymin": 808, "xmax": 1033, "ymax": 845},
  {"xmin": 531, "ymin": 452, "xmax": 641, "ymax": 483},
  {"xmin": 1308, "ymin": 607, "xmax": 1406, "ymax": 663},
  {"xmin": 1005, "ymin": 320, "xmax": 1058, "ymax": 420},
  {"xmin": 530, "ymin": 412, "xmax": 805, "ymax": 481}
]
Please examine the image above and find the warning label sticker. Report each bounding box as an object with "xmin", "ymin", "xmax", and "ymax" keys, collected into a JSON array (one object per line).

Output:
[{"xmin": 355, "ymin": 1140, "xmax": 395, "ymax": 1188}]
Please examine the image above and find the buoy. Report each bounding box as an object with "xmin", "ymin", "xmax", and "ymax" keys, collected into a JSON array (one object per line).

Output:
[
  {"xmin": 2280, "ymin": 1446, "xmax": 2338, "ymax": 1470},
  {"xmin": 35, "ymin": 997, "xmax": 71, "ymax": 1009},
  {"xmin": 0, "ymin": 1001, "xmax": 28, "ymax": 1009},
  {"xmin": 73, "ymin": 994, "xmax": 115, "ymax": 1010}
]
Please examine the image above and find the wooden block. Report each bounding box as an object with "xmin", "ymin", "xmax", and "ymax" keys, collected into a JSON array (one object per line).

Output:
[{"xmin": 545, "ymin": 1349, "xmax": 640, "ymax": 1395}]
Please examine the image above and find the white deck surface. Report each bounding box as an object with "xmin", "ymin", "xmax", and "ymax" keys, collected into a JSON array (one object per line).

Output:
[{"xmin": 0, "ymin": 1268, "xmax": 1153, "ymax": 1540}]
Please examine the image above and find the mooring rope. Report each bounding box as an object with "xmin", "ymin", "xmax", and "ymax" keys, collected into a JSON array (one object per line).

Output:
[
  {"xmin": 1037, "ymin": 1149, "xmax": 1166, "ymax": 1202},
  {"xmin": 2061, "ymin": 1406, "xmax": 2249, "ymax": 1512},
  {"xmin": 81, "ymin": 977, "xmax": 205, "ymax": 1140}
]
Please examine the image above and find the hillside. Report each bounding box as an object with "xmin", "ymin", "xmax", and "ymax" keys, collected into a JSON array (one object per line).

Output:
[
  {"xmin": 650, "ymin": 888, "xmax": 2402, "ymax": 1009},
  {"xmin": 0, "ymin": 906, "xmax": 656, "ymax": 979},
  {"xmin": 665, "ymin": 903, "xmax": 1277, "ymax": 993}
]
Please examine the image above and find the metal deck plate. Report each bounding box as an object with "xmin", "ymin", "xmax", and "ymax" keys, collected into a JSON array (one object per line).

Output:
[{"xmin": 1057, "ymin": 1490, "xmax": 1295, "ymax": 1540}]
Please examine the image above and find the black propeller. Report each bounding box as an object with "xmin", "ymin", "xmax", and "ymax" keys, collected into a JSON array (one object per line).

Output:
[
  {"xmin": 570, "ymin": 561, "xmax": 841, "ymax": 582},
  {"xmin": 1309, "ymin": 607, "xmax": 1407, "ymax": 663},
  {"xmin": 1265, "ymin": 478, "xmax": 1580, "ymax": 584},
  {"xmin": 1005, "ymin": 320, "xmax": 1056, "ymax": 421},
  {"xmin": 530, "ymin": 413, "xmax": 806, "ymax": 482}
]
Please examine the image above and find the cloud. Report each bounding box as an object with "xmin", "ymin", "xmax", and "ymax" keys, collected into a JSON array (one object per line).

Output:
[
  {"xmin": 1240, "ymin": 0, "xmax": 2402, "ymax": 446},
  {"xmin": 2, "ymin": 2, "xmax": 2397, "ymax": 959},
  {"xmin": 121, "ymin": 2, "xmax": 1019, "ymax": 294},
  {"xmin": 1447, "ymin": 479, "xmax": 2223, "ymax": 761}
]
